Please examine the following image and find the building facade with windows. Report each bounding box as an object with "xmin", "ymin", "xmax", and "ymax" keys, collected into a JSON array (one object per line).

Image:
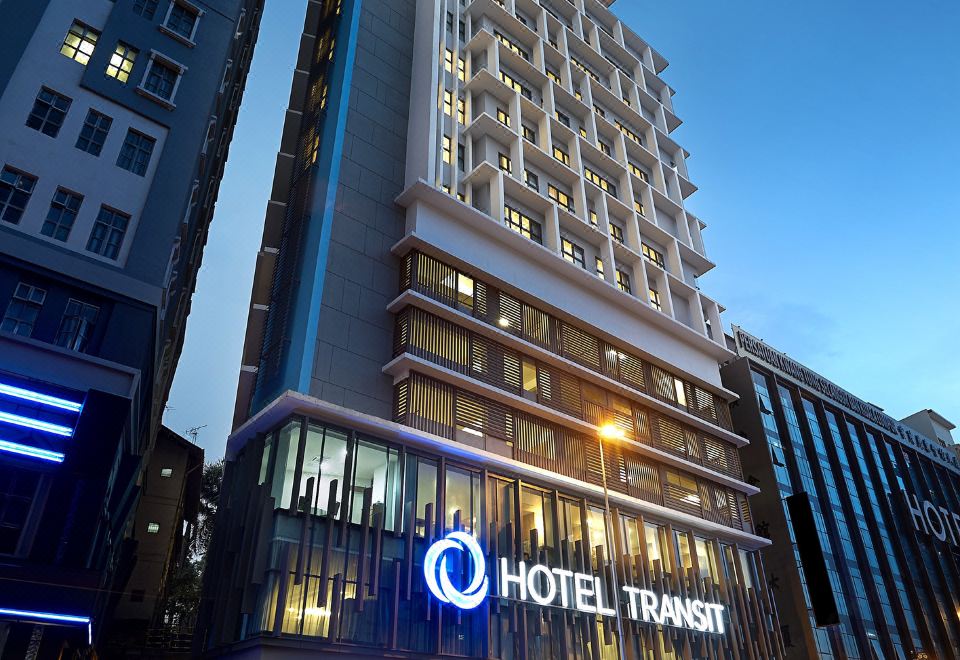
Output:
[
  {"xmin": 200, "ymin": 0, "xmax": 782, "ymax": 658},
  {"xmin": 0, "ymin": 0, "xmax": 261, "ymax": 652},
  {"xmin": 722, "ymin": 326, "xmax": 960, "ymax": 660}
]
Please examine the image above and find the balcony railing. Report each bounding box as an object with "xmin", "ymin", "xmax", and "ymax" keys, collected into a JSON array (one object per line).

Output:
[
  {"xmin": 394, "ymin": 306, "xmax": 742, "ymax": 479},
  {"xmin": 399, "ymin": 250, "xmax": 734, "ymax": 430},
  {"xmin": 393, "ymin": 371, "xmax": 752, "ymax": 533}
]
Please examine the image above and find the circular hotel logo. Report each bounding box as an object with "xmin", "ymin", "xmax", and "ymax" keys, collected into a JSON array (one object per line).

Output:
[{"xmin": 423, "ymin": 532, "xmax": 489, "ymax": 610}]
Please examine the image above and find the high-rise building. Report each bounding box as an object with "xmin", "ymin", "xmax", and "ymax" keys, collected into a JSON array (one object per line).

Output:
[
  {"xmin": 201, "ymin": 0, "xmax": 783, "ymax": 657},
  {"xmin": 0, "ymin": 0, "xmax": 261, "ymax": 653},
  {"xmin": 723, "ymin": 326, "xmax": 960, "ymax": 659}
]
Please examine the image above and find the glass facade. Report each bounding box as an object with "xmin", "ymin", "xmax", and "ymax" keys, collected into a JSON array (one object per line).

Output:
[
  {"xmin": 734, "ymin": 363, "xmax": 960, "ymax": 659},
  {"xmin": 202, "ymin": 414, "xmax": 781, "ymax": 658}
]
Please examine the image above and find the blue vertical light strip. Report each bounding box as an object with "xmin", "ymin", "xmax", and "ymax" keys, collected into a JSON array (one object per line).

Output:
[{"xmin": 293, "ymin": 0, "xmax": 366, "ymax": 395}]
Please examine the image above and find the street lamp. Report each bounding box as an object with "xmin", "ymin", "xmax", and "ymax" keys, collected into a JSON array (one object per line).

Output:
[{"xmin": 597, "ymin": 423, "xmax": 627, "ymax": 660}]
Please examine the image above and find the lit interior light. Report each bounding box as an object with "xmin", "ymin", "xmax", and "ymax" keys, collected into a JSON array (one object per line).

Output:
[
  {"xmin": 0, "ymin": 439, "xmax": 65, "ymax": 463},
  {"xmin": 598, "ymin": 424, "xmax": 625, "ymax": 441},
  {"xmin": 497, "ymin": 317, "xmax": 510, "ymax": 328},
  {"xmin": 0, "ymin": 411, "xmax": 73, "ymax": 436},
  {"xmin": 460, "ymin": 427, "xmax": 483, "ymax": 437},
  {"xmin": 0, "ymin": 382, "xmax": 83, "ymax": 412}
]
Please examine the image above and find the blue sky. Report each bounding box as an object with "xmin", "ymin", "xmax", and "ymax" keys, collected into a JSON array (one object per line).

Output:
[{"xmin": 164, "ymin": 1, "xmax": 960, "ymax": 456}]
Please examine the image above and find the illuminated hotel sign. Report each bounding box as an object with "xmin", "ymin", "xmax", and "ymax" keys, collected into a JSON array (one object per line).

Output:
[
  {"xmin": 732, "ymin": 326, "xmax": 960, "ymax": 472},
  {"xmin": 904, "ymin": 492, "xmax": 960, "ymax": 547},
  {"xmin": 425, "ymin": 532, "xmax": 726, "ymax": 635}
]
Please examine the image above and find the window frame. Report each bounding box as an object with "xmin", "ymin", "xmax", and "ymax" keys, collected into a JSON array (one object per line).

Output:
[
  {"xmin": 160, "ymin": 0, "xmax": 204, "ymax": 46},
  {"xmin": 137, "ymin": 50, "xmax": 187, "ymax": 108},
  {"xmin": 41, "ymin": 187, "xmax": 83, "ymax": 242},
  {"xmin": 106, "ymin": 42, "xmax": 138, "ymax": 84},
  {"xmin": 59, "ymin": 20, "xmax": 100, "ymax": 66},
  {"xmin": 86, "ymin": 205, "xmax": 131, "ymax": 261},
  {"xmin": 75, "ymin": 109, "xmax": 113, "ymax": 157},
  {"xmin": 0, "ymin": 166, "xmax": 38, "ymax": 225},
  {"xmin": 561, "ymin": 237, "xmax": 586, "ymax": 269},
  {"xmin": 54, "ymin": 298, "xmax": 100, "ymax": 352},
  {"xmin": 1, "ymin": 283, "xmax": 46, "ymax": 338},
  {"xmin": 116, "ymin": 128, "xmax": 157, "ymax": 177},
  {"xmin": 26, "ymin": 87, "xmax": 72, "ymax": 138}
]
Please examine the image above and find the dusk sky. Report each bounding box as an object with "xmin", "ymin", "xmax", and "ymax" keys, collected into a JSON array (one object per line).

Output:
[{"xmin": 164, "ymin": 0, "xmax": 960, "ymax": 457}]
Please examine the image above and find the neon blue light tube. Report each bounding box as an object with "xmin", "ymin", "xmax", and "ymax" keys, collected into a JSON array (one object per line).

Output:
[
  {"xmin": 0, "ymin": 411, "xmax": 73, "ymax": 436},
  {"xmin": 0, "ymin": 439, "xmax": 65, "ymax": 463},
  {"xmin": 0, "ymin": 382, "xmax": 82, "ymax": 412},
  {"xmin": 0, "ymin": 607, "xmax": 90, "ymax": 624}
]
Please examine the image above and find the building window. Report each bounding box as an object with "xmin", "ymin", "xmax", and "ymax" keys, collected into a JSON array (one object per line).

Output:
[
  {"xmin": 610, "ymin": 223, "xmax": 624, "ymax": 244},
  {"xmin": 584, "ymin": 166, "xmax": 617, "ymax": 197},
  {"xmin": 629, "ymin": 162, "xmax": 649, "ymax": 182},
  {"xmin": 634, "ymin": 198, "xmax": 645, "ymax": 217},
  {"xmin": 147, "ymin": 522, "xmax": 160, "ymax": 534},
  {"xmin": 442, "ymin": 89, "xmax": 454, "ymax": 117},
  {"xmin": 60, "ymin": 21, "xmax": 99, "ymax": 66},
  {"xmin": 75, "ymin": 109, "xmax": 112, "ymax": 156},
  {"xmin": 588, "ymin": 208, "xmax": 598, "ymax": 227},
  {"xmin": 164, "ymin": 0, "xmax": 200, "ymax": 41},
  {"xmin": 552, "ymin": 144, "xmax": 569, "ymax": 166},
  {"xmin": 522, "ymin": 124, "xmax": 536, "ymax": 143},
  {"xmin": 142, "ymin": 54, "xmax": 183, "ymax": 103},
  {"xmin": 579, "ymin": 127, "xmax": 587, "ymax": 139},
  {"xmin": 594, "ymin": 104, "xmax": 606, "ymax": 119},
  {"xmin": 459, "ymin": 20, "xmax": 465, "ymax": 41},
  {"xmin": 441, "ymin": 135, "xmax": 451, "ymax": 164},
  {"xmin": 26, "ymin": 88, "xmax": 72, "ymax": 138},
  {"xmin": 0, "ymin": 465, "xmax": 41, "ymax": 555},
  {"xmin": 55, "ymin": 299, "xmax": 99, "ymax": 352},
  {"xmin": 444, "ymin": 49, "xmax": 454, "ymax": 73},
  {"xmin": 524, "ymin": 169, "xmax": 538, "ymax": 191},
  {"xmin": 641, "ymin": 242, "xmax": 665, "ymax": 268},
  {"xmin": 595, "ymin": 256, "xmax": 604, "ymax": 278},
  {"xmin": 457, "ymin": 142, "xmax": 465, "ymax": 171},
  {"xmin": 504, "ymin": 205, "xmax": 541, "ymax": 244},
  {"xmin": 498, "ymin": 152, "xmax": 512, "ymax": 173},
  {"xmin": 160, "ymin": 468, "xmax": 173, "ymax": 478},
  {"xmin": 546, "ymin": 67, "xmax": 561, "ymax": 85},
  {"xmin": 106, "ymin": 42, "xmax": 138, "ymax": 83},
  {"xmin": 457, "ymin": 95, "xmax": 466, "ymax": 123},
  {"xmin": 561, "ymin": 238, "xmax": 585, "ymax": 268},
  {"xmin": 547, "ymin": 184, "xmax": 574, "ymax": 212},
  {"xmin": 1, "ymin": 283, "xmax": 45, "ymax": 337},
  {"xmin": 86, "ymin": 206, "xmax": 130, "ymax": 260},
  {"xmin": 133, "ymin": 0, "xmax": 159, "ymax": 19},
  {"xmin": 446, "ymin": 11, "xmax": 453, "ymax": 32},
  {"xmin": 555, "ymin": 110, "xmax": 570, "ymax": 127},
  {"xmin": 0, "ymin": 167, "xmax": 37, "ymax": 225},
  {"xmin": 499, "ymin": 70, "xmax": 528, "ymax": 97},
  {"xmin": 496, "ymin": 107, "xmax": 510, "ymax": 127},
  {"xmin": 616, "ymin": 268, "xmax": 631, "ymax": 294},
  {"xmin": 41, "ymin": 189, "xmax": 83, "ymax": 242},
  {"xmin": 598, "ymin": 140, "xmax": 611, "ymax": 156},
  {"xmin": 117, "ymin": 129, "xmax": 156, "ymax": 176},
  {"xmin": 648, "ymin": 287, "xmax": 662, "ymax": 310}
]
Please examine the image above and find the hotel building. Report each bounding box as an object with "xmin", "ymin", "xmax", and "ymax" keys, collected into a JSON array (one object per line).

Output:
[
  {"xmin": 0, "ymin": 0, "xmax": 261, "ymax": 652},
  {"xmin": 723, "ymin": 326, "xmax": 960, "ymax": 660},
  {"xmin": 200, "ymin": 0, "xmax": 783, "ymax": 657}
]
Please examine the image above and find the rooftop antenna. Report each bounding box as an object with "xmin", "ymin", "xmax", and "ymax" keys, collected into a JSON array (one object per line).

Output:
[{"xmin": 185, "ymin": 425, "xmax": 207, "ymax": 444}]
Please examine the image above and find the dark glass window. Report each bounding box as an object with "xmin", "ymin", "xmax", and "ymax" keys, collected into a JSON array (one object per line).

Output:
[
  {"xmin": 26, "ymin": 88, "xmax": 72, "ymax": 138},
  {"xmin": 86, "ymin": 206, "xmax": 130, "ymax": 260},
  {"xmin": 561, "ymin": 238, "xmax": 585, "ymax": 268},
  {"xmin": 117, "ymin": 129, "xmax": 156, "ymax": 176},
  {"xmin": 1, "ymin": 283, "xmax": 45, "ymax": 337},
  {"xmin": 133, "ymin": 0, "xmax": 159, "ymax": 19},
  {"xmin": 165, "ymin": 2, "xmax": 199, "ymax": 40},
  {"xmin": 55, "ymin": 299, "xmax": 99, "ymax": 352},
  {"xmin": 0, "ymin": 167, "xmax": 37, "ymax": 225},
  {"xmin": 41, "ymin": 188, "xmax": 83, "ymax": 241},
  {"xmin": 75, "ymin": 109, "xmax": 112, "ymax": 156},
  {"xmin": 0, "ymin": 465, "xmax": 41, "ymax": 555},
  {"xmin": 143, "ymin": 58, "xmax": 179, "ymax": 100}
]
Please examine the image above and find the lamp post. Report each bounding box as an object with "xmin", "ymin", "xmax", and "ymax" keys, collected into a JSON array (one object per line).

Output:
[{"xmin": 598, "ymin": 423, "xmax": 628, "ymax": 660}]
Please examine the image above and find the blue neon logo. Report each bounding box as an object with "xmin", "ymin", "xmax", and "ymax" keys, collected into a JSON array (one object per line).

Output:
[{"xmin": 423, "ymin": 532, "xmax": 488, "ymax": 610}]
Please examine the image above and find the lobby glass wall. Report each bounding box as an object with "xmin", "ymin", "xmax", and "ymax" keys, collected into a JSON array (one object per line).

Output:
[
  {"xmin": 747, "ymin": 367, "xmax": 960, "ymax": 660},
  {"xmin": 203, "ymin": 414, "xmax": 782, "ymax": 659}
]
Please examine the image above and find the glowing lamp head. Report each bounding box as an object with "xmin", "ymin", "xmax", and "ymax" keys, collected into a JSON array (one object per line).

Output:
[
  {"xmin": 598, "ymin": 424, "xmax": 625, "ymax": 441},
  {"xmin": 497, "ymin": 317, "xmax": 510, "ymax": 328}
]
